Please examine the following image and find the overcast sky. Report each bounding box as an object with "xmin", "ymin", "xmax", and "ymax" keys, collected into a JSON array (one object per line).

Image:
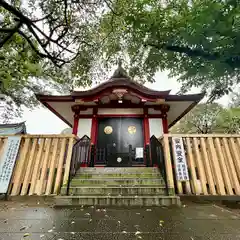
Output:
[{"xmin": 21, "ymin": 71, "xmax": 230, "ymax": 134}]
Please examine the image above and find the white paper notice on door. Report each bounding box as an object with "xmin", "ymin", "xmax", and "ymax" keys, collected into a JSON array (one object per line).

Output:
[{"xmin": 135, "ymin": 147, "xmax": 143, "ymax": 159}]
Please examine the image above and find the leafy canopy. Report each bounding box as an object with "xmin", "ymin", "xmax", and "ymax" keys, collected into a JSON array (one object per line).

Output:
[{"xmin": 1, "ymin": 0, "xmax": 240, "ymax": 121}]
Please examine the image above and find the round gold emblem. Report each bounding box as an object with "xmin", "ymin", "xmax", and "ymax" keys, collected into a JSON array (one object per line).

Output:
[
  {"xmin": 104, "ymin": 126, "xmax": 113, "ymax": 134},
  {"xmin": 128, "ymin": 126, "xmax": 136, "ymax": 134}
]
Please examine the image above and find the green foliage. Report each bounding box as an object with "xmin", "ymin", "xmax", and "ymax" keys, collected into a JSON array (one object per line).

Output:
[
  {"xmin": 2, "ymin": 0, "xmax": 240, "ymax": 123},
  {"xmin": 97, "ymin": 0, "xmax": 240, "ymax": 99},
  {"xmin": 170, "ymin": 103, "xmax": 240, "ymax": 134}
]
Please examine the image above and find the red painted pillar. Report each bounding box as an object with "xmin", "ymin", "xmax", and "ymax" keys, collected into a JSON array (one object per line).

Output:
[
  {"xmin": 160, "ymin": 105, "xmax": 170, "ymax": 134},
  {"xmin": 72, "ymin": 114, "xmax": 79, "ymax": 135},
  {"xmin": 90, "ymin": 108, "xmax": 98, "ymax": 145},
  {"xmin": 71, "ymin": 105, "xmax": 81, "ymax": 135},
  {"xmin": 143, "ymin": 108, "xmax": 150, "ymax": 145},
  {"xmin": 162, "ymin": 116, "xmax": 168, "ymax": 134}
]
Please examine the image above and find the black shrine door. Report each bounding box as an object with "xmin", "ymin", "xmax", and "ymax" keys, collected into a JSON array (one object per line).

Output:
[{"xmin": 96, "ymin": 117, "xmax": 144, "ymax": 166}]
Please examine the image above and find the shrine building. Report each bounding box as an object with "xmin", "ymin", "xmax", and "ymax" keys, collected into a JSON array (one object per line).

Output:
[{"xmin": 36, "ymin": 65, "xmax": 204, "ymax": 167}]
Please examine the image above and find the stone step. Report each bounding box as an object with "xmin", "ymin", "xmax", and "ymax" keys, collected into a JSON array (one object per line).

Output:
[
  {"xmin": 62, "ymin": 186, "xmax": 167, "ymax": 196},
  {"xmin": 77, "ymin": 167, "xmax": 159, "ymax": 174},
  {"xmin": 55, "ymin": 195, "xmax": 181, "ymax": 207},
  {"xmin": 70, "ymin": 178, "xmax": 166, "ymax": 186},
  {"xmin": 74, "ymin": 173, "xmax": 163, "ymax": 179}
]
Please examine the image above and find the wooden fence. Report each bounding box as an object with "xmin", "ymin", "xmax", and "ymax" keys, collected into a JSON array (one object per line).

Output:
[
  {"xmin": 161, "ymin": 134, "xmax": 240, "ymax": 196},
  {"xmin": 0, "ymin": 135, "xmax": 76, "ymax": 196}
]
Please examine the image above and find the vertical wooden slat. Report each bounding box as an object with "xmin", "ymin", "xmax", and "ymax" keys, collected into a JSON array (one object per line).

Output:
[
  {"xmin": 45, "ymin": 138, "xmax": 59, "ymax": 195},
  {"xmin": 36, "ymin": 138, "xmax": 52, "ymax": 195},
  {"xmin": 229, "ymin": 138, "xmax": 240, "ymax": 182},
  {"xmin": 215, "ymin": 138, "xmax": 233, "ymax": 195},
  {"xmin": 62, "ymin": 137, "xmax": 74, "ymax": 186},
  {"xmin": 162, "ymin": 135, "xmax": 175, "ymax": 191},
  {"xmin": 29, "ymin": 139, "xmax": 45, "ymax": 195},
  {"xmin": 200, "ymin": 138, "xmax": 216, "ymax": 195},
  {"xmin": 11, "ymin": 138, "xmax": 30, "ymax": 195},
  {"xmin": 20, "ymin": 138, "xmax": 38, "ymax": 195},
  {"xmin": 207, "ymin": 138, "xmax": 226, "ymax": 195},
  {"xmin": 185, "ymin": 137, "xmax": 199, "ymax": 194},
  {"xmin": 54, "ymin": 138, "xmax": 67, "ymax": 194},
  {"xmin": 237, "ymin": 138, "xmax": 240, "ymax": 151},
  {"xmin": 170, "ymin": 140, "xmax": 183, "ymax": 194},
  {"xmin": 192, "ymin": 137, "xmax": 208, "ymax": 195},
  {"xmin": 222, "ymin": 138, "xmax": 240, "ymax": 194}
]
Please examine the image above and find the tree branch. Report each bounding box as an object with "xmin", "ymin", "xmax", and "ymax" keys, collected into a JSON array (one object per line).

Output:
[
  {"xmin": 0, "ymin": 21, "xmax": 22, "ymax": 47},
  {"xmin": 0, "ymin": 0, "xmax": 75, "ymax": 66},
  {"xmin": 146, "ymin": 42, "xmax": 240, "ymax": 68}
]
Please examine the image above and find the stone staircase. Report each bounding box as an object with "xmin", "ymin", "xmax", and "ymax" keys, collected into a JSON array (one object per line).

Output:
[{"xmin": 55, "ymin": 167, "xmax": 180, "ymax": 206}]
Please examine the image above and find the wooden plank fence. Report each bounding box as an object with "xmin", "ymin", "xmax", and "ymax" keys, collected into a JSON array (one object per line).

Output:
[
  {"xmin": 161, "ymin": 134, "xmax": 240, "ymax": 196},
  {"xmin": 0, "ymin": 135, "xmax": 77, "ymax": 196}
]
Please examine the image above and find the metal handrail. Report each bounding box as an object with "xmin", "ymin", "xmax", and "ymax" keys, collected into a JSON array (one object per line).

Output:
[
  {"xmin": 150, "ymin": 135, "xmax": 169, "ymax": 195},
  {"xmin": 66, "ymin": 135, "xmax": 90, "ymax": 195}
]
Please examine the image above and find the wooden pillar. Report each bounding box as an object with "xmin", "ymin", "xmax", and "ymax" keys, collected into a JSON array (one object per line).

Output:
[
  {"xmin": 71, "ymin": 105, "xmax": 81, "ymax": 135},
  {"xmin": 160, "ymin": 104, "xmax": 170, "ymax": 134},
  {"xmin": 163, "ymin": 135, "xmax": 175, "ymax": 191}
]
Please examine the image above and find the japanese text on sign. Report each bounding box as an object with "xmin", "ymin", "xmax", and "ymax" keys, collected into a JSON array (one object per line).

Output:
[
  {"xmin": 0, "ymin": 136, "xmax": 21, "ymax": 193},
  {"xmin": 172, "ymin": 137, "xmax": 189, "ymax": 181}
]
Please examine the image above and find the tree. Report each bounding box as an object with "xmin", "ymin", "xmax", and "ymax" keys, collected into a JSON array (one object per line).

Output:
[
  {"xmin": 229, "ymin": 88, "xmax": 240, "ymax": 107},
  {"xmin": 0, "ymin": 0, "xmax": 103, "ymax": 121},
  {"xmin": 170, "ymin": 103, "xmax": 224, "ymax": 134},
  {"xmin": 217, "ymin": 107, "xmax": 240, "ymax": 134},
  {"xmin": 97, "ymin": 0, "xmax": 240, "ymax": 100},
  {"xmin": 2, "ymin": 0, "xmax": 240, "ymax": 115},
  {"xmin": 170, "ymin": 103, "xmax": 240, "ymax": 134}
]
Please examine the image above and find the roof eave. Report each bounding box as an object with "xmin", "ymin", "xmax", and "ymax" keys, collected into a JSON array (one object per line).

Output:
[{"xmin": 168, "ymin": 92, "xmax": 205, "ymax": 128}]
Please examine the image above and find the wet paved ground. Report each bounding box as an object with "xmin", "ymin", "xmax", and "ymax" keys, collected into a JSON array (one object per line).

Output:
[{"xmin": 0, "ymin": 200, "xmax": 240, "ymax": 239}]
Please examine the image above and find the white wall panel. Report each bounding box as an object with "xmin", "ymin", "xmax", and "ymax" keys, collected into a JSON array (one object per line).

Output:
[
  {"xmin": 77, "ymin": 118, "xmax": 92, "ymax": 138},
  {"xmin": 149, "ymin": 118, "xmax": 163, "ymax": 138}
]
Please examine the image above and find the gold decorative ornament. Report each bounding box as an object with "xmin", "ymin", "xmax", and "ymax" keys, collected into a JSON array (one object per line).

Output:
[
  {"xmin": 128, "ymin": 126, "xmax": 136, "ymax": 134},
  {"xmin": 104, "ymin": 126, "xmax": 113, "ymax": 134}
]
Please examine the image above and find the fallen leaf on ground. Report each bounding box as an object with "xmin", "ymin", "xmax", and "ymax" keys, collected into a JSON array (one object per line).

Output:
[
  {"xmin": 48, "ymin": 229, "xmax": 53, "ymax": 233},
  {"xmin": 71, "ymin": 221, "xmax": 75, "ymax": 224},
  {"xmin": 135, "ymin": 231, "xmax": 141, "ymax": 235},
  {"xmin": 71, "ymin": 232, "xmax": 75, "ymax": 235},
  {"xmin": 23, "ymin": 233, "xmax": 30, "ymax": 237},
  {"xmin": 20, "ymin": 226, "xmax": 27, "ymax": 231}
]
